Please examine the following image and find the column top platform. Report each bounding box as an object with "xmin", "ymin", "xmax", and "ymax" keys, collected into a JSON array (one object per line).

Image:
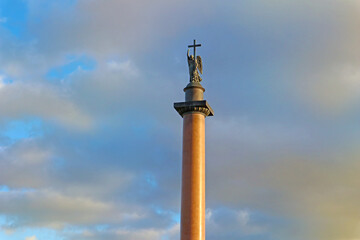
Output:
[{"xmin": 174, "ymin": 100, "xmax": 214, "ymax": 117}]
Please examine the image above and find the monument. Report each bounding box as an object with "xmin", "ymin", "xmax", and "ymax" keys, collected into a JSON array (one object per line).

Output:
[{"xmin": 174, "ymin": 40, "xmax": 214, "ymax": 240}]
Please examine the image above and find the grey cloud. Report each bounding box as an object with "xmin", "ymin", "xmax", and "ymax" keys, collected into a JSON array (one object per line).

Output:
[
  {"xmin": 0, "ymin": 140, "xmax": 53, "ymax": 188},
  {"xmin": 205, "ymin": 207, "xmax": 269, "ymax": 240},
  {"xmin": 61, "ymin": 224, "xmax": 180, "ymax": 240},
  {"xmin": 0, "ymin": 82, "xmax": 92, "ymax": 130},
  {"xmin": 1, "ymin": 0, "xmax": 360, "ymax": 240},
  {"xmin": 0, "ymin": 189, "xmax": 113, "ymax": 229},
  {"xmin": 26, "ymin": 0, "xmax": 213, "ymax": 58}
]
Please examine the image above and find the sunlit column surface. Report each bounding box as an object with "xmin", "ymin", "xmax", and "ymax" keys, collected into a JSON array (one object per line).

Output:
[{"xmin": 174, "ymin": 82, "xmax": 213, "ymax": 240}]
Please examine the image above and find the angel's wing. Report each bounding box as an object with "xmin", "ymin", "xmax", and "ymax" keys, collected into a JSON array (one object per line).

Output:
[{"xmin": 196, "ymin": 56, "xmax": 203, "ymax": 74}]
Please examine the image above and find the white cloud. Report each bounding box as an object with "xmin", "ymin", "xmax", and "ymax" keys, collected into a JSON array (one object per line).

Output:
[
  {"xmin": 0, "ymin": 189, "xmax": 114, "ymax": 229},
  {"xmin": 25, "ymin": 236, "xmax": 37, "ymax": 240},
  {"xmin": 205, "ymin": 207, "xmax": 267, "ymax": 238},
  {"xmin": 107, "ymin": 60, "xmax": 139, "ymax": 77},
  {"xmin": 0, "ymin": 140, "xmax": 53, "ymax": 188},
  {"xmin": 237, "ymin": 210, "xmax": 250, "ymax": 226},
  {"xmin": 300, "ymin": 65, "xmax": 360, "ymax": 114},
  {"xmin": 65, "ymin": 224, "xmax": 180, "ymax": 240},
  {"xmin": 0, "ymin": 82, "xmax": 92, "ymax": 130},
  {"xmin": 0, "ymin": 75, "xmax": 5, "ymax": 89}
]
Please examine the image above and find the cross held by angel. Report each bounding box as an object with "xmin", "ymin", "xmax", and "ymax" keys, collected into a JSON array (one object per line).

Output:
[{"xmin": 187, "ymin": 39, "xmax": 203, "ymax": 83}]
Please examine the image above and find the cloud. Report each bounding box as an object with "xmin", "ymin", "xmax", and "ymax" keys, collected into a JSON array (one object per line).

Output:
[
  {"xmin": 25, "ymin": 236, "xmax": 37, "ymax": 240},
  {"xmin": 265, "ymin": 155, "xmax": 360, "ymax": 240},
  {"xmin": 271, "ymin": 1, "xmax": 360, "ymax": 114},
  {"xmin": 62, "ymin": 224, "xmax": 180, "ymax": 240},
  {"xmin": 0, "ymin": 82, "xmax": 92, "ymax": 130},
  {"xmin": 0, "ymin": 75, "xmax": 5, "ymax": 89},
  {"xmin": 0, "ymin": 134, "xmax": 178, "ymax": 233},
  {"xmin": 206, "ymin": 207, "xmax": 267, "ymax": 240},
  {"xmin": 25, "ymin": 0, "xmax": 213, "ymax": 59},
  {"xmin": 1, "ymin": 1, "xmax": 360, "ymax": 240},
  {"xmin": 296, "ymin": 63, "xmax": 360, "ymax": 115},
  {"xmin": 107, "ymin": 60, "xmax": 139, "ymax": 77},
  {"xmin": 0, "ymin": 185, "xmax": 180, "ymax": 238},
  {"xmin": 206, "ymin": 118, "xmax": 360, "ymax": 240},
  {"xmin": 0, "ymin": 140, "xmax": 53, "ymax": 188},
  {"xmin": 0, "ymin": 189, "xmax": 113, "ymax": 229}
]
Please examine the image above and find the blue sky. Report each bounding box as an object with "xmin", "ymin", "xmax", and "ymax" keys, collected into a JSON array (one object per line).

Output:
[{"xmin": 1, "ymin": 0, "xmax": 360, "ymax": 240}]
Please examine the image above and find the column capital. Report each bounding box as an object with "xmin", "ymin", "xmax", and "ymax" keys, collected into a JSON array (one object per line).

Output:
[{"xmin": 174, "ymin": 100, "xmax": 214, "ymax": 117}]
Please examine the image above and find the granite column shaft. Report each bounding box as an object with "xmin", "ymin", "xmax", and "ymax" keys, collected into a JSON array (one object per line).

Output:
[{"xmin": 174, "ymin": 82, "xmax": 213, "ymax": 240}]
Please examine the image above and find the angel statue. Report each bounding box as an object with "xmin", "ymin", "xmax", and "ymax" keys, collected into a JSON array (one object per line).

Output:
[{"xmin": 187, "ymin": 49, "xmax": 203, "ymax": 83}]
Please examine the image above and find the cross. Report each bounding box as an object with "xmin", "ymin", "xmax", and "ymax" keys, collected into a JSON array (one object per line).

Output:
[{"xmin": 188, "ymin": 39, "xmax": 201, "ymax": 58}]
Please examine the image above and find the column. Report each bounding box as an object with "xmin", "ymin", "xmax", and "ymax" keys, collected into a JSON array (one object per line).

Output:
[{"xmin": 174, "ymin": 82, "xmax": 213, "ymax": 240}]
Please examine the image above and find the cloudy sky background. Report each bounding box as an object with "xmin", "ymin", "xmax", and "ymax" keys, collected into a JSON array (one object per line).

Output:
[{"xmin": 0, "ymin": 0, "xmax": 360, "ymax": 239}]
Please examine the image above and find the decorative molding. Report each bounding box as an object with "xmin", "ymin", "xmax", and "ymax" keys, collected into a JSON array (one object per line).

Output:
[
  {"xmin": 174, "ymin": 100, "xmax": 214, "ymax": 118},
  {"xmin": 178, "ymin": 106, "xmax": 211, "ymax": 117}
]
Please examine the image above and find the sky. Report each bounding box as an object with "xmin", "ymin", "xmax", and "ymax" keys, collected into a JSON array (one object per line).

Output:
[{"xmin": 0, "ymin": 0, "xmax": 360, "ymax": 239}]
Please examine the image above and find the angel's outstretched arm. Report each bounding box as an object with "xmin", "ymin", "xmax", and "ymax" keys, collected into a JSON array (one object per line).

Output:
[{"xmin": 187, "ymin": 49, "xmax": 190, "ymax": 59}]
